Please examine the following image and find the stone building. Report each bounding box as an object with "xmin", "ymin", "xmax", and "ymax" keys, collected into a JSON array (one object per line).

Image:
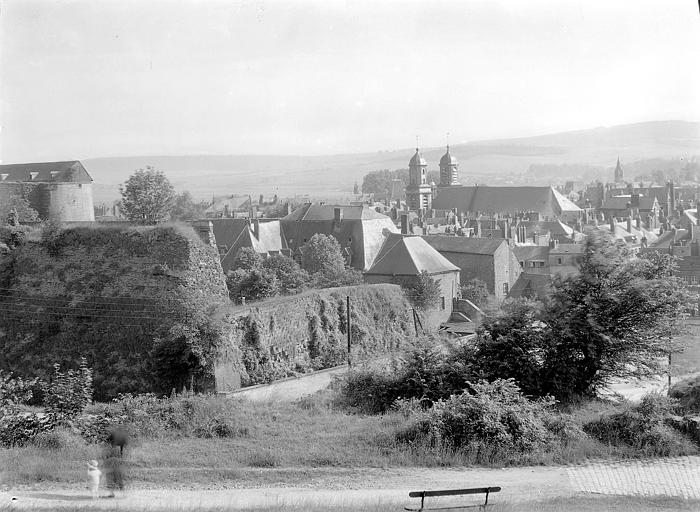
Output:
[
  {"xmin": 364, "ymin": 233, "xmax": 461, "ymax": 324},
  {"xmin": 405, "ymin": 148, "xmax": 433, "ymax": 211},
  {"xmin": 422, "ymin": 235, "xmax": 521, "ymax": 301},
  {"xmin": 0, "ymin": 160, "xmax": 94, "ymax": 222}
]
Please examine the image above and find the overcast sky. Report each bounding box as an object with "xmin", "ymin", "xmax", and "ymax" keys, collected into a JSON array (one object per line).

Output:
[{"xmin": 1, "ymin": 0, "xmax": 698, "ymax": 162}]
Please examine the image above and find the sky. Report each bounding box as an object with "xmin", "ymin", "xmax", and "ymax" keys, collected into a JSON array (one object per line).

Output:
[{"xmin": 0, "ymin": 0, "xmax": 698, "ymax": 162}]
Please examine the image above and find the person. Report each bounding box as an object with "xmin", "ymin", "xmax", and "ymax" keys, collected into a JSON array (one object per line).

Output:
[{"xmin": 102, "ymin": 427, "xmax": 129, "ymax": 497}]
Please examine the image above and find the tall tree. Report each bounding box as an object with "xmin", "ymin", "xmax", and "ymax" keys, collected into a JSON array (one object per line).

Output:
[
  {"xmin": 119, "ymin": 167, "xmax": 175, "ymax": 225},
  {"xmin": 301, "ymin": 234, "xmax": 346, "ymax": 277},
  {"xmin": 407, "ymin": 271, "xmax": 441, "ymax": 311}
]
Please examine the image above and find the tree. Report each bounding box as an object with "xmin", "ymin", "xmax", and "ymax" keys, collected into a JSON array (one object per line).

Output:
[
  {"xmin": 119, "ymin": 167, "xmax": 175, "ymax": 224},
  {"xmin": 461, "ymin": 278, "xmax": 490, "ymax": 306},
  {"xmin": 301, "ymin": 234, "xmax": 346, "ymax": 278},
  {"xmin": 262, "ymin": 254, "xmax": 309, "ymax": 293},
  {"xmin": 541, "ymin": 231, "xmax": 689, "ymax": 400},
  {"xmin": 407, "ymin": 271, "xmax": 441, "ymax": 310},
  {"xmin": 226, "ymin": 268, "xmax": 279, "ymax": 301},
  {"xmin": 170, "ymin": 191, "xmax": 207, "ymax": 221},
  {"xmin": 232, "ymin": 247, "xmax": 263, "ymax": 271}
]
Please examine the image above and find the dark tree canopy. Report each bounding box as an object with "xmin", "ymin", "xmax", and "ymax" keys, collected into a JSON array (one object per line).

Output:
[
  {"xmin": 476, "ymin": 230, "xmax": 689, "ymax": 401},
  {"xmin": 262, "ymin": 254, "xmax": 309, "ymax": 293},
  {"xmin": 119, "ymin": 167, "xmax": 175, "ymax": 225},
  {"xmin": 301, "ymin": 234, "xmax": 346, "ymax": 277},
  {"xmin": 461, "ymin": 278, "xmax": 490, "ymax": 306},
  {"xmin": 232, "ymin": 247, "xmax": 263, "ymax": 271}
]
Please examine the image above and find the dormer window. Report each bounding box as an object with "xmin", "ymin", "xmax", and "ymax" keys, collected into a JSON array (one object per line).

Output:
[
  {"xmin": 0, "ymin": 174, "xmax": 7, "ymax": 181},
  {"xmin": 29, "ymin": 172, "xmax": 39, "ymax": 180},
  {"xmin": 50, "ymin": 171, "xmax": 59, "ymax": 179}
]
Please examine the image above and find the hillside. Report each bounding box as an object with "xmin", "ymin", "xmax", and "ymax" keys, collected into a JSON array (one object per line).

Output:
[{"xmin": 83, "ymin": 120, "xmax": 700, "ymax": 203}]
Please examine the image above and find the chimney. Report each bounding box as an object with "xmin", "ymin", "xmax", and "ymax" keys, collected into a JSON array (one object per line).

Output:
[
  {"xmin": 224, "ymin": 204, "xmax": 230, "ymax": 218},
  {"xmin": 668, "ymin": 181, "xmax": 676, "ymax": 216},
  {"xmin": 476, "ymin": 220, "xmax": 482, "ymax": 238},
  {"xmin": 627, "ymin": 216, "xmax": 632, "ymax": 233},
  {"xmin": 635, "ymin": 216, "xmax": 641, "ymax": 229},
  {"xmin": 610, "ymin": 216, "xmax": 616, "ymax": 235},
  {"xmin": 334, "ymin": 207, "xmax": 343, "ymax": 223},
  {"xmin": 401, "ymin": 214, "xmax": 409, "ymax": 235}
]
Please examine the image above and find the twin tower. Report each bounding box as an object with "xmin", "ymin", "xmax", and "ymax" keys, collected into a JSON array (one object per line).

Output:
[{"xmin": 406, "ymin": 146, "xmax": 460, "ymax": 211}]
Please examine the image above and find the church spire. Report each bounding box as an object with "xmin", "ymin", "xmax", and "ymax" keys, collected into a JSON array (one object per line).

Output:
[{"xmin": 614, "ymin": 156, "xmax": 624, "ymax": 183}]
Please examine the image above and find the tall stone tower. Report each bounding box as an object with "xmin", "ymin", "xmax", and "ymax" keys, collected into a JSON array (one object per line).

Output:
[
  {"xmin": 614, "ymin": 157, "xmax": 624, "ymax": 183},
  {"xmin": 406, "ymin": 148, "xmax": 432, "ymax": 211},
  {"xmin": 438, "ymin": 145, "xmax": 460, "ymax": 186}
]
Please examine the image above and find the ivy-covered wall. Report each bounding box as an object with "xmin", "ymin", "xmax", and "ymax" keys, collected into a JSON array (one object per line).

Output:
[
  {"xmin": 0, "ymin": 224, "xmax": 234, "ymax": 400},
  {"xmin": 218, "ymin": 284, "xmax": 415, "ymax": 389}
]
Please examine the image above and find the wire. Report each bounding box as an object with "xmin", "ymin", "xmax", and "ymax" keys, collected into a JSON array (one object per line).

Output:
[{"xmin": 0, "ymin": 306, "xmax": 181, "ymax": 321}]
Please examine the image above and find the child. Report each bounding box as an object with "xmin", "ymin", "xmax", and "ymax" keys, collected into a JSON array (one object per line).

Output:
[{"xmin": 87, "ymin": 459, "xmax": 101, "ymax": 499}]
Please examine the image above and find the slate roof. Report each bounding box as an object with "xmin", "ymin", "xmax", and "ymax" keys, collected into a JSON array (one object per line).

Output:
[
  {"xmin": 219, "ymin": 220, "xmax": 288, "ymax": 271},
  {"xmin": 0, "ymin": 161, "xmax": 92, "ymax": 183},
  {"xmin": 519, "ymin": 220, "xmax": 574, "ymax": 237},
  {"xmin": 205, "ymin": 195, "xmax": 252, "ymax": 214},
  {"xmin": 422, "ymin": 235, "xmax": 506, "ymax": 255},
  {"xmin": 283, "ymin": 203, "xmax": 390, "ymax": 222},
  {"xmin": 366, "ymin": 234, "xmax": 460, "ymax": 276},
  {"xmin": 550, "ymin": 243, "xmax": 585, "ymax": 255},
  {"xmin": 514, "ymin": 245, "xmax": 550, "ymax": 261},
  {"xmin": 651, "ymin": 229, "xmax": 690, "ymax": 248},
  {"xmin": 432, "ymin": 186, "xmax": 581, "ymax": 217}
]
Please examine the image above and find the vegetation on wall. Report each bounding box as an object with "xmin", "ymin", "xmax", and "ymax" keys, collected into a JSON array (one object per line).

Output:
[
  {"xmin": 229, "ymin": 284, "xmax": 414, "ymax": 386},
  {"xmin": 0, "ymin": 223, "xmax": 232, "ymax": 400}
]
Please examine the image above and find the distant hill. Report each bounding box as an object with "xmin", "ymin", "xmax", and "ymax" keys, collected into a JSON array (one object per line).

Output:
[{"xmin": 83, "ymin": 120, "xmax": 700, "ymax": 203}]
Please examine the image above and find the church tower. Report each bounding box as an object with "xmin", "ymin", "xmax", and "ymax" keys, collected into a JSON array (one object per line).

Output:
[
  {"xmin": 614, "ymin": 157, "xmax": 624, "ymax": 183},
  {"xmin": 438, "ymin": 145, "xmax": 460, "ymax": 186},
  {"xmin": 406, "ymin": 148, "xmax": 432, "ymax": 211}
]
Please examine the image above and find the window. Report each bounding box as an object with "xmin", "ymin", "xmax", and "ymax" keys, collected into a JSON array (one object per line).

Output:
[
  {"xmin": 441, "ymin": 297, "xmax": 446, "ymax": 310},
  {"xmin": 557, "ymin": 258, "xmax": 562, "ymax": 265},
  {"xmin": 502, "ymin": 283, "xmax": 509, "ymax": 295},
  {"xmin": 520, "ymin": 261, "xmax": 524, "ymax": 268}
]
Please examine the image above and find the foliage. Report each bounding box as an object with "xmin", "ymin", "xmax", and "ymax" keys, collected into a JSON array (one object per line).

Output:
[
  {"xmin": 542, "ymin": 231, "xmax": 688, "ymax": 400},
  {"xmin": 406, "ymin": 271, "xmax": 441, "ymax": 310},
  {"xmin": 0, "ymin": 370, "xmax": 38, "ymax": 416},
  {"xmin": 474, "ymin": 299, "xmax": 548, "ymax": 396},
  {"xmin": 0, "ymin": 193, "xmax": 39, "ymax": 224},
  {"xmin": 670, "ymin": 375, "xmax": 700, "ymax": 414},
  {"xmin": 226, "ymin": 268, "xmax": 280, "ymax": 301},
  {"xmin": 42, "ymin": 358, "xmax": 93, "ymax": 418},
  {"xmin": 471, "ymin": 231, "xmax": 688, "ymax": 402},
  {"xmin": 232, "ymin": 247, "xmax": 263, "ymax": 271},
  {"xmin": 301, "ymin": 233, "xmax": 346, "ymax": 278},
  {"xmin": 361, "ymin": 169, "xmax": 409, "ymax": 195},
  {"xmin": 311, "ymin": 267, "xmax": 363, "ymax": 288},
  {"xmin": 119, "ymin": 166, "xmax": 175, "ymax": 224},
  {"xmin": 460, "ymin": 278, "xmax": 490, "ymax": 306},
  {"xmin": 0, "ymin": 412, "xmax": 57, "ymax": 447},
  {"xmin": 170, "ymin": 191, "xmax": 208, "ymax": 221},
  {"xmin": 423, "ymin": 379, "xmax": 556, "ymax": 452},
  {"xmin": 583, "ymin": 394, "xmax": 691, "ymax": 456},
  {"xmin": 262, "ymin": 254, "xmax": 310, "ymax": 293}
]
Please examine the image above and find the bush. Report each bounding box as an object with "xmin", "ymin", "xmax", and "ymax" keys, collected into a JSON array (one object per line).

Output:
[
  {"xmin": 332, "ymin": 365, "xmax": 405, "ymax": 414},
  {"xmin": 42, "ymin": 358, "xmax": 93, "ymax": 419},
  {"xmin": 31, "ymin": 427, "xmax": 85, "ymax": 450},
  {"xmin": 670, "ymin": 375, "xmax": 700, "ymax": 414},
  {"xmin": 406, "ymin": 271, "xmax": 441, "ymax": 311},
  {"xmin": 0, "ymin": 412, "xmax": 57, "ymax": 447},
  {"xmin": 583, "ymin": 393, "xmax": 691, "ymax": 456},
  {"xmin": 424, "ymin": 379, "xmax": 555, "ymax": 452},
  {"xmin": 0, "ymin": 370, "xmax": 38, "ymax": 415}
]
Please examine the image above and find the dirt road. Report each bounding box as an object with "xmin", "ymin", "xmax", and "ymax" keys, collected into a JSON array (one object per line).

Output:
[{"xmin": 4, "ymin": 457, "xmax": 700, "ymax": 510}]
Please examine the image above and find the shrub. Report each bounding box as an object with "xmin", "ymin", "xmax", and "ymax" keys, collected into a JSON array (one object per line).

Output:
[
  {"xmin": 42, "ymin": 358, "xmax": 93, "ymax": 419},
  {"xmin": 406, "ymin": 271, "xmax": 441, "ymax": 311},
  {"xmin": 31, "ymin": 427, "xmax": 85, "ymax": 450},
  {"xmin": 583, "ymin": 393, "xmax": 691, "ymax": 456},
  {"xmin": 424, "ymin": 379, "xmax": 555, "ymax": 452},
  {"xmin": 332, "ymin": 365, "xmax": 405, "ymax": 414},
  {"xmin": 0, "ymin": 370, "xmax": 38, "ymax": 415},
  {"xmin": 0, "ymin": 412, "xmax": 57, "ymax": 447},
  {"xmin": 670, "ymin": 375, "xmax": 700, "ymax": 414}
]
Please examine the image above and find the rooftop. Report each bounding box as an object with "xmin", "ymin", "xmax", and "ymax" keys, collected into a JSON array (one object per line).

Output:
[
  {"xmin": 366, "ymin": 234, "xmax": 460, "ymax": 275},
  {"xmin": 0, "ymin": 161, "xmax": 93, "ymax": 184}
]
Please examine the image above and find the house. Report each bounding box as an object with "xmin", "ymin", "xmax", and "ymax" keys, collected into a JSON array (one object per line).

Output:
[
  {"xmin": 549, "ymin": 243, "xmax": 585, "ymax": 277},
  {"xmin": 432, "ymin": 185, "xmax": 582, "ymax": 223},
  {"xmin": 208, "ymin": 218, "xmax": 290, "ymax": 273},
  {"xmin": 600, "ymin": 194, "xmax": 660, "ymax": 220},
  {"xmin": 205, "ymin": 195, "xmax": 253, "ymax": 218},
  {"xmin": 422, "ymin": 235, "xmax": 521, "ymax": 301},
  {"xmin": 364, "ymin": 233, "xmax": 461, "ymax": 324},
  {"xmin": 514, "ymin": 245, "xmax": 550, "ymax": 274},
  {"xmin": 0, "ymin": 160, "xmax": 94, "ymax": 222},
  {"xmin": 281, "ymin": 203, "xmax": 398, "ymax": 271}
]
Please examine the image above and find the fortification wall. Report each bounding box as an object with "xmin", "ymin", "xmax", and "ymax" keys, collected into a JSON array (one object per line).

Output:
[
  {"xmin": 0, "ymin": 182, "xmax": 94, "ymax": 222},
  {"xmin": 216, "ymin": 284, "xmax": 414, "ymax": 391},
  {"xmin": 0, "ymin": 224, "xmax": 232, "ymax": 400}
]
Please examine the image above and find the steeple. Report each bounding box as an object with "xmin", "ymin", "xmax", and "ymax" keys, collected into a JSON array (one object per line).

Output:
[
  {"xmin": 614, "ymin": 157, "xmax": 623, "ymax": 183},
  {"xmin": 439, "ymin": 145, "xmax": 460, "ymax": 186},
  {"xmin": 406, "ymin": 146, "xmax": 431, "ymax": 211}
]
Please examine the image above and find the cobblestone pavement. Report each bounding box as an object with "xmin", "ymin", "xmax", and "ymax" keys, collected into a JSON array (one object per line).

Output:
[{"xmin": 567, "ymin": 456, "xmax": 700, "ymax": 498}]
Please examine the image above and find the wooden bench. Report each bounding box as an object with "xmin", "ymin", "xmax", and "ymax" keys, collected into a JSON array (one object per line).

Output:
[{"xmin": 405, "ymin": 486, "xmax": 501, "ymax": 511}]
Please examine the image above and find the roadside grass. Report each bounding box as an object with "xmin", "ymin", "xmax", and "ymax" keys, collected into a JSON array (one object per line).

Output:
[
  {"xmin": 1, "ymin": 495, "xmax": 698, "ymax": 512},
  {"xmin": 1, "ymin": 393, "xmax": 698, "ymax": 489}
]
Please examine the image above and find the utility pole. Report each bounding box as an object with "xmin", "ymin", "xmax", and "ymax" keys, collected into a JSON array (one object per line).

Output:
[{"xmin": 346, "ymin": 295, "xmax": 352, "ymax": 367}]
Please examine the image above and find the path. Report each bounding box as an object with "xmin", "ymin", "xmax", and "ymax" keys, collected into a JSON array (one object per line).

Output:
[{"xmin": 4, "ymin": 457, "xmax": 700, "ymax": 510}]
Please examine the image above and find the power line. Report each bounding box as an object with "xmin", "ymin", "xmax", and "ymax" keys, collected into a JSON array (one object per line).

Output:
[{"xmin": 0, "ymin": 306, "xmax": 179, "ymax": 321}]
